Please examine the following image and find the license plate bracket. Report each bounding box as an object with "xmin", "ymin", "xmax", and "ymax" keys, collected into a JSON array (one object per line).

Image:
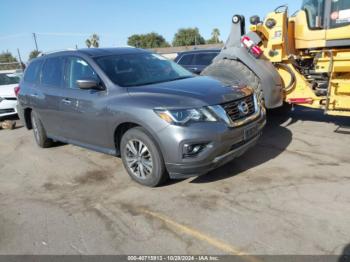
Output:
[{"xmin": 244, "ymin": 125, "xmax": 258, "ymax": 141}]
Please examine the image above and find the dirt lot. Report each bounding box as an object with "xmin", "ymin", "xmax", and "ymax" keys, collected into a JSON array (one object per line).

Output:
[{"xmin": 0, "ymin": 108, "xmax": 350, "ymax": 256}]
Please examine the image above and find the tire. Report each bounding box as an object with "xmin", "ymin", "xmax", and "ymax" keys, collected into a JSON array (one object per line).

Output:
[
  {"xmin": 269, "ymin": 102, "xmax": 292, "ymax": 115},
  {"xmin": 201, "ymin": 59, "xmax": 264, "ymax": 104},
  {"xmin": 31, "ymin": 111, "xmax": 53, "ymax": 148},
  {"xmin": 120, "ymin": 127, "xmax": 168, "ymax": 187}
]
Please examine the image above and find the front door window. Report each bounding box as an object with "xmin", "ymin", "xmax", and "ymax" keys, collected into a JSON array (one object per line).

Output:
[{"xmin": 66, "ymin": 57, "xmax": 99, "ymax": 89}]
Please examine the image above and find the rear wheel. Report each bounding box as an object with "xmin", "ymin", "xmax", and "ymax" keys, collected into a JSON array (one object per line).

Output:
[
  {"xmin": 201, "ymin": 59, "xmax": 264, "ymax": 104},
  {"xmin": 120, "ymin": 127, "xmax": 168, "ymax": 187},
  {"xmin": 31, "ymin": 111, "xmax": 53, "ymax": 148}
]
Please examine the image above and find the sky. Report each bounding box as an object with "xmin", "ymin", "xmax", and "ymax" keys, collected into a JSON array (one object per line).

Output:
[{"xmin": 0, "ymin": 0, "xmax": 300, "ymax": 62}]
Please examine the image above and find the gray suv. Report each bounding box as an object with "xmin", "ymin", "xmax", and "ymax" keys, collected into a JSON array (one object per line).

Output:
[{"xmin": 17, "ymin": 48, "xmax": 266, "ymax": 187}]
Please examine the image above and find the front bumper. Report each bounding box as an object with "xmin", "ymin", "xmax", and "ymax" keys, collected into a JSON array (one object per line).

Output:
[{"xmin": 156, "ymin": 108, "xmax": 266, "ymax": 179}]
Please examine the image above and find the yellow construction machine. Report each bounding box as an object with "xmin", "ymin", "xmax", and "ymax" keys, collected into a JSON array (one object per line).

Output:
[{"xmin": 202, "ymin": 0, "xmax": 350, "ymax": 116}]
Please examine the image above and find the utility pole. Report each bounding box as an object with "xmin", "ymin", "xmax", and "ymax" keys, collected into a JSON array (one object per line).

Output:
[
  {"xmin": 32, "ymin": 33, "xmax": 39, "ymax": 51},
  {"xmin": 17, "ymin": 48, "xmax": 24, "ymax": 70}
]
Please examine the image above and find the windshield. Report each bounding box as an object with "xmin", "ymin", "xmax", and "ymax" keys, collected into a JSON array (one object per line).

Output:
[
  {"xmin": 95, "ymin": 53, "xmax": 194, "ymax": 87},
  {"xmin": 302, "ymin": 0, "xmax": 325, "ymax": 28},
  {"xmin": 0, "ymin": 73, "xmax": 20, "ymax": 86}
]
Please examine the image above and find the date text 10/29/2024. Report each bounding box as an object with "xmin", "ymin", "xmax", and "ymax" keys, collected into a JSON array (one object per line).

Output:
[{"xmin": 127, "ymin": 256, "xmax": 220, "ymax": 261}]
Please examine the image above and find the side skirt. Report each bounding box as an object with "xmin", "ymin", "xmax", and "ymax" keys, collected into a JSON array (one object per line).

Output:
[{"xmin": 47, "ymin": 134, "xmax": 117, "ymax": 156}]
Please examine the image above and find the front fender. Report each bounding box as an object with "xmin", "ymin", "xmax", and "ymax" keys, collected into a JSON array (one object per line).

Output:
[{"xmin": 106, "ymin": 107, "xmax": 169, "ymax": 155}]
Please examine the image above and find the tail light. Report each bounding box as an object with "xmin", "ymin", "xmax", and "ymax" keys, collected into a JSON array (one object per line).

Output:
[
  {"xmin": 241, "ymin": 36, "xmax": 263, "ymax": 58},
  {"xmin": 14, "ymin": 86, "xmax": 20, "ymax": 97},
  {"xmin": 287, "ymin": 98, "xmax": 313, "ymax": 104}
]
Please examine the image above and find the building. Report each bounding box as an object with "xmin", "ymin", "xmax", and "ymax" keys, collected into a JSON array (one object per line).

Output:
[{"xmin": 149, "ymin": 43, "xmax": 224, "ymax": 60}]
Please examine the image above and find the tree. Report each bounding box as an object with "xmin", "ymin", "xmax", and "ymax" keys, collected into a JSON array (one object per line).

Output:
[
  {"xmin": 85, "ymin": 39, "xmax": 92, "ymax": 48},
  {"xmin": 212, "ymin": 28, "xmax": 220, "ymax": 43},
  {"xmin": 127, "ymin": 32, "xmax": 170, "ymax": 48},
  {"xmin": 0, "ymin": 51, "xmax": 19, "ymax": 70},
  {"xmin": 207, "ymin": 28, "xmax": 222, "ymax": 44},
  {"xmin": 85, "ymin": 34, "xmax": 100, "ymax": 48},
  {"xmin": 172, "ymin": 28, "xmax": 205, "ymax": 47},
  {"xmin": 29, "ymin": 50, "xmax": 41, "ymax": 60},
  {"xmin": 127, "ymin": 34, "xmax": 142, "ymax": 48}
]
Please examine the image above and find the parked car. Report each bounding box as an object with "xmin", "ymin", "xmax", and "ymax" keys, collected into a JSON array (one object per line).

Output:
[
  {"xmin": 17, "ymin": 48, "xmax": 266, "ymax": 187},
  {"xmin": 174, "ymin": 49, "xmax": 220, "ymax": 74},
  {"xmin": 0, "ymin": 72, "xmax": 20, "ymax": 118}
]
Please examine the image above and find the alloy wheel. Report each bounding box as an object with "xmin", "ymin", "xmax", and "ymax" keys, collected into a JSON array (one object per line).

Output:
[
  {"xmin": 125, "ymin": 139, "xmax": 153, "ymax": 179},
  {"xmin": 32, "ymin": 116, "xmax": 40, "ymax": 142}
]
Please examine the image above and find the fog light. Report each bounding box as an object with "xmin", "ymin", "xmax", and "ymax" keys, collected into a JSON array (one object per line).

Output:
[{"xmin": 183, "ymin": 143, "xmax": 207, "ymax": 158}]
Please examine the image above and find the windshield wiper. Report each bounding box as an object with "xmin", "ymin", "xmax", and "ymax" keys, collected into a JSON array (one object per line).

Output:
[
  {"xmin": 167, "ymin": 76, "xmax": 194, "ymax": 82},
  {"xmin": 127, "ymin": 76, "xmax": 194, "ymax": 87},
  {"xmin": 156, "ymin": 75, "xmax": 194, "ymax": 84},
  {"xmin": 127, "ymin": 80, "xmax": 168, "ymax": 87}
]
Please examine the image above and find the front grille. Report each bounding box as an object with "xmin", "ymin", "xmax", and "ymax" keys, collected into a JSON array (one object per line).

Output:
[
  {"xmin": 222, "ymin": 95, "xmax": 255, "ymax": 122},
  {"xmin": 0, "ymin": 108, "xmax": 15, "ymax": 114}
]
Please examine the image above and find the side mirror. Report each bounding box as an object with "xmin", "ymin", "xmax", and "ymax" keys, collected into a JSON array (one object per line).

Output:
[{"xmin": 76, "ymin": 79, "xmax": 100, "ymax": 90}]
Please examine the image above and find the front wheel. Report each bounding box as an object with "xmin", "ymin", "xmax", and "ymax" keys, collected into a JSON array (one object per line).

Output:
[{"xmin": 120, "ymin": 127, "xmax": 168, "ymax": 187}]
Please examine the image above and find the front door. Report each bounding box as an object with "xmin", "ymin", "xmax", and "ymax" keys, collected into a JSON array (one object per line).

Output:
[{"xmin": 59, "ymin": 56, "xmax": 109, "ymax": 150}]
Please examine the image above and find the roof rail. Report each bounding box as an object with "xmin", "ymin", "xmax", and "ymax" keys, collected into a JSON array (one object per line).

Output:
[{"xmin": 38, "ymin": 48, "xmax": 77, "ymax": 57}]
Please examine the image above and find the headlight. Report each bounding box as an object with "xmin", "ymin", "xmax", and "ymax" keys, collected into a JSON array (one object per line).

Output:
[{"xmin": 154, "ymin": 107, "xmax": 217, "ymax": 125}]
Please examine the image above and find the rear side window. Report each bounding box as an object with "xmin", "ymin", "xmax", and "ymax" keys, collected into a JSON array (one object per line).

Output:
[
  {"xmin": 23, "ymin": 60, "xmax": 43, "ymax": 84},
  {"xmin": 178, "ymin": 54, "xmax": 194, "ymax": 65},
  {"xmin": 41, "ymin": 57, "xmax": 65, "ymax": 87},
  {"xmin": 194, "ymin": 53, "xmax": 218, "ymax": 66}
]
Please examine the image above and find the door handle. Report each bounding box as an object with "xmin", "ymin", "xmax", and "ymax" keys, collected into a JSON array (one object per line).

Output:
[
  {"xmin": 189, "ymin": 67, "xmax": 198, "ymax": 71},
  {"xmin": 30, "ymin": 93, "xmax": 39, "ymax": 98},
  {"xmin": 62, "ymin": 98, "xmax": 72, "ymax": 104}
]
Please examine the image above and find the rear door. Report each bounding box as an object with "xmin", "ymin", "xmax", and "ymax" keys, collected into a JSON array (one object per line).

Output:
[
  {"xmin": 59, "ymin": 56, "xmax": 109, "ymax": 149},
  {"xmin": 20, "ymin": 59, "xmax": 43, "ymax": 111},
  {"xmin": 31, "ymin": 56, "xmax": 66, "ymax": 137}
]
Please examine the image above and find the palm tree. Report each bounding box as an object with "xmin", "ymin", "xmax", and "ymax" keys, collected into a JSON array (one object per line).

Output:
[
  {"xmin": 85, "ymin": 34, "xmax": 100, "ymax": 48},
  {"xmin": 90, "ymin": 34, "xmax": 100, "ymax": 48},
  {"xmin": 211, "ymin": 28, "xmax": 220, "ymax": 43},
  {"xmin": 85, "ymin": 39, "xmax": 92, "ymax": 48},
  {"xmin": 29, "ymin": 50, "xmax": 41, "ymax": 60}
]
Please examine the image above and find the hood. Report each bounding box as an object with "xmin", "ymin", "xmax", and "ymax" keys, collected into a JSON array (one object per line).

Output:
[
  {"xmin": 127, "ymin": 76, "xmax": 252, "ymax": 109},
  {"xmin": 0, "ymin": 84, "xmax": 17, "ymax": 98}
]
